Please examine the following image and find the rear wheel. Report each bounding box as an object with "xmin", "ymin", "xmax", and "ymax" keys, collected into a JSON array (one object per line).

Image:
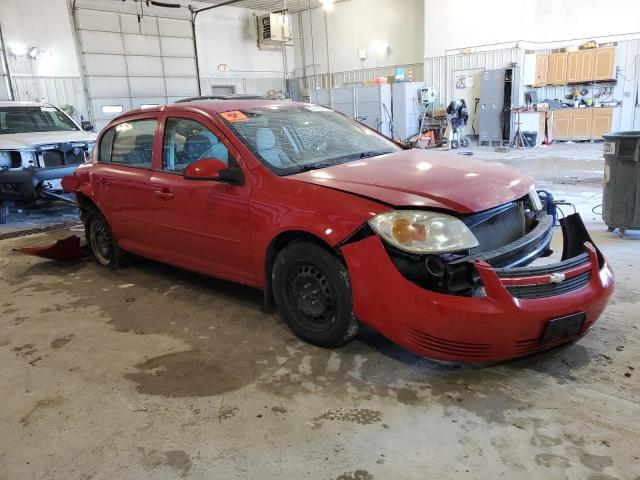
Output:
[
  {"xmin": 461, "ymin": 137, "xmax": 470, "ymax": 148},
  {"xmin": 272, "ymin": 241, "xmax": 358, "ymax": 348},
  {"xmin": 85, "ymin": 209, "xmax": 131, "ymax": 268}
]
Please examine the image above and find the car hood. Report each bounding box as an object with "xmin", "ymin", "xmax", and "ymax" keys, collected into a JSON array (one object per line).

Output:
[
  {"xmin": 0, "ymin": 130, "xmax": 97, "ymax": 150},
  {"xmin": 290, "ymin": 149, "xmax": 534, "ymax": 214}
]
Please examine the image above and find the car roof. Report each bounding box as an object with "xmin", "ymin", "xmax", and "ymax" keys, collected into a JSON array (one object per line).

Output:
[
  {"xmin": 0, "ymin": 100, "xmax": 53, "ymax": 108},
  {"xmin": 113, "ymin": 99, "xmax": 311, "ymax": 122}
]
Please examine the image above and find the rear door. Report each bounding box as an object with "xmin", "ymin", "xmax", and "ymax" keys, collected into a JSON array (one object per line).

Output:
[
  {"xmin": 148, "ymin": 112, "xmax": 255, "ymax": 284},
  {"xmin": 93, "ymin": 114, "xmax": 161, "ymax": 255}
]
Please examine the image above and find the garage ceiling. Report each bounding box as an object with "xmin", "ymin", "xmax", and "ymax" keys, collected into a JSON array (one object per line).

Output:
[{"xmin": 193, "ymin": 0, "xmax": 340, "ymax": 13}]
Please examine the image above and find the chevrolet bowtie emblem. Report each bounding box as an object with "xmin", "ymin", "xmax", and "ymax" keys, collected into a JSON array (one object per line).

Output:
[{"xmin": 549, "ymin": 273, "xmax": 566, "ymax": 284}]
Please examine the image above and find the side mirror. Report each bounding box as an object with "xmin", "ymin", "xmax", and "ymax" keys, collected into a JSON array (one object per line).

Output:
[
  {"xmin": 183, "ymin": 158, "xmax": 244, "ymax": 185},
  {"xmin": 81, "ymin": 121, "xmax": 94, "ymax": 132}
]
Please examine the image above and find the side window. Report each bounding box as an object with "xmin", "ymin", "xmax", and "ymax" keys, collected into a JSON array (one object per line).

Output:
[
  {"xmin": 162, "ymin": 117, "xmax": 229, "ymax": 173},
  {"xmin": 100, "ymin": 119, "xmax": 157, "ymax": 168},
  {"xmin": 99, "ymin": 127, "xmax": 115, "ymax": 163}
]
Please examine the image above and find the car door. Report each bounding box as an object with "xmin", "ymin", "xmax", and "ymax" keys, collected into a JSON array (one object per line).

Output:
[
  {"xmin": 92, "ymin": 115, "xmax": 161, "ymax": 255},
  {"xmin": 148, "ymin": 113, "xmax": 255, "ymax": 284}
]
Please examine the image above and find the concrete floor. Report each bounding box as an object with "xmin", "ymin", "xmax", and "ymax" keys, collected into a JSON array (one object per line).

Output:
[{"xmin": 0, "ymin": 144, "xmax": 638, "ymax": 480}]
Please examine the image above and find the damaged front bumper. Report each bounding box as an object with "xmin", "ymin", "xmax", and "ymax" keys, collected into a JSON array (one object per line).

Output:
[
  {"xmin": 340, "ymin": 213, "xmax": 614, "ymax": 362},
  {"xmin": 0, "ymin": 165, "xmax": 79, "ymax": 201}
]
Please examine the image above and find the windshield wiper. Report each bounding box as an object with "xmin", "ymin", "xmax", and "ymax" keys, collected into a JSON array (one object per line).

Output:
[{"xmin": 358, "ymin": 150, "xmax": 393, "ymax": 159}]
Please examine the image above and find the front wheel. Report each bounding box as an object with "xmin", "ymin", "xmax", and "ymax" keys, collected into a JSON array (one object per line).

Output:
[
  {"xmin": 85, "ymin": 209, "xmax": 131, "ymax": 268},
  {"xmin": 272, "ymin": 241, "xmax": 358, "ymax": 348}
]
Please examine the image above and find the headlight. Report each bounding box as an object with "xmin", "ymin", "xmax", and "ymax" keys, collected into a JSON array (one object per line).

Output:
[
  {"xmin": 368, "ymin": 210, "xmax": 479, "ymax": 254},
  {"xmin": 0, "ymin": 151, "xmax": 10, "ymax": 169}
]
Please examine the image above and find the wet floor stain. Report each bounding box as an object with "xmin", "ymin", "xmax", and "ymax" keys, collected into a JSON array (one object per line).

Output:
[
  {"xmin": 580, "ymin": 452, "xmax": 613, "ymax": 472},
  {"xmin": 138, "ymin": 448, "xmax": 191, "ymax": 477},
  {"xmin": 335, "ymin": 470, "xmax": 373, "ymax": 480},
  {"xmin": 50, "ymin": 335, "xmax": 73, "ymax": 349},
  {"xmin": 315, "ymin": 408, "xmax": 382, "ymax": 425},
  {"xmin": 20, "ymin": 398, "xmax": 64, "ymax": 427}
]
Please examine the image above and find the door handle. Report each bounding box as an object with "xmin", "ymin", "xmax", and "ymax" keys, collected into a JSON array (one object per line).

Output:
[{"xmin": 153, "ymin": 189, "xmax": 174, "ymax": 200}]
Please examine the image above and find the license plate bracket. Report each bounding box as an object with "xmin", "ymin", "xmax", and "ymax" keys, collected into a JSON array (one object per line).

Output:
[{"xmin": 541, "ymin": 312, "xmax": 586, "ymax": 345}]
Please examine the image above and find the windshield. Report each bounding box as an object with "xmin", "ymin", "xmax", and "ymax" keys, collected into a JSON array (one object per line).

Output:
[
  {"xmin": 219, "ymin": 105, "xmax": 401, "ymax": 175},
  {"xmin": 0, "ymin": 106, "xmax": 79, "ymax": 134}
]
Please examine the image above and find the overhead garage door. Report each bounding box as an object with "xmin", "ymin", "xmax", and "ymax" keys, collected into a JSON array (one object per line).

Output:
[{"xmin": 74, "ymin": 7, "xmax": 198, "ymax": 130}]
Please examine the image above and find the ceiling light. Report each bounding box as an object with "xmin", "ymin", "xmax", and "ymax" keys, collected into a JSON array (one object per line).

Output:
[{"xmin": 320, "ymin": 0, "xmax": 334, "ymax": 11}]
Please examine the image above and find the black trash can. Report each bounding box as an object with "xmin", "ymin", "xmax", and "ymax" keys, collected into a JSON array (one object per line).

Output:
[
  {"xmin": 602, "ymin": 131, "xmax": 640, "ymax": 235},
  {"xmin": 522, "ymin": 131, "xmax": 537, "ymax": 147}
]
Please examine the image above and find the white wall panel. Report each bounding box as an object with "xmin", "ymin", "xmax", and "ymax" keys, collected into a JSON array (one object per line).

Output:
[
  {"xmin": 76, "ymin": 9, "xmax": 120, "ymax": 33},
  {"xmin": 164, "ymin": 57, "xmax": 196, "ymax": 77},
  {"xmin": 84, "ymin": 54, "xmax": 127, "ymax": 76},
  {"xmin": 81, "ymin": 31, "xmax": 124, "ymax": 55},
  {"xmin": 158, "ymin": 18, "xmax": 192, "ymax": 38},
  {"xmin": 11, "ymin": 76, "xmax": 87, "ymax": 120},
  {"xmin": 123, "ymin": 35, "xmax": 161, "ymax": 57},
  {"xmin": 160, "ymin": 37, "xmax": 194, "ymax": 58},
  {"xmin": 166, "ymin": 77, "xmax": 198, "ymax": 96},
  {"xmin": 88, "ymin": 77, "xmax": 129, "ymax": 98},
  {"xmin": 120, "ymin": 15, "xmax": 159, "ymax": 35},
  {"xmin": 129, "ymin": 77, "xmax": 165, "ymax": 97},
  {"xmin": 127, "ymin": 56, "xmax": 164, "ymax": 77}
]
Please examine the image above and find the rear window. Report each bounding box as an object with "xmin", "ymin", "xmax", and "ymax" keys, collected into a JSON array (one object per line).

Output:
[{"xmin": 99, "ymin": 119, "xmax": 157, "ymax": 168}]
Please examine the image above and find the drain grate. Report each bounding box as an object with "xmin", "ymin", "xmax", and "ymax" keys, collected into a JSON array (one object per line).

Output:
[{"xmin": 0, "ymin": 222, "xmax": 82, "ymax": 241}]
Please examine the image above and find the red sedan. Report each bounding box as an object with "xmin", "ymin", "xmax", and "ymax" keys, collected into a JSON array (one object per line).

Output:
[{"xmin": 62, "ymin": 98, "xmax": 614, "ymax": 362}]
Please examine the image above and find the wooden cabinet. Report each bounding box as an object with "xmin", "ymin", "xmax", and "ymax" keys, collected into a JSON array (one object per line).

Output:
[
  {"xmin": 526, "ymin": 47, "xmax": 616, "ymax": 86},
  {"xmin": 572, "ymin": 110, "xmax": 593, "ymax": 140},
  {"xmin": 547, "ymin": 52, "xmax": 567, "ymax": 85},
  {"xmin": 567, "ymin": 51, "xmax": 581, "ymax": 83},
  {"xmin": 553, "ymin": 110, "xmax": 573, "ymax": 140},
  {"xmin": 579, "ymin": 49, "xmax": 595, "ymax": 82},
  {"xmin": 592, "ymin": 108, "xmax": 614, "ymax": 138},
  {"xmin": 593, "ymin": 47, "xmax": 616, "ymax": 81},
  {"xmin": 552, "ymin": 108, "xmax": 614, "ymax": 140},
  {"xmin": 534, "ymin": 54, "xmax": 549, "ymax": 86}
]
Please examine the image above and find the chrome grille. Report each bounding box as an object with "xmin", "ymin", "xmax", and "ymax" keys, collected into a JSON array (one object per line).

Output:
[{"xmin": 467, "ymin": 203, "xmax": 525, "ymax": 255}]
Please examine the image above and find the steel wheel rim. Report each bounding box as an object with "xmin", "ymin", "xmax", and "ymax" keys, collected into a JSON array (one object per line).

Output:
[
  {"xmin": 89, "ymin": 220, "xmax": 112, "ymax": 265},
  {"xmin": 285, "ymin": 262, "xmax": 337, "ymax": 333}
]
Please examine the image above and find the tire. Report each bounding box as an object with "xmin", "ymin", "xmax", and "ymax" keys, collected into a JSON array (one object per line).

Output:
[
  {"xmin": 451, "ymin": 139, "xmax": 460, "ymax": 149},
  {"xmin": 461, "ymin": 138, "xmax": 470, "ymax": 148},
  {"xmin": 85, "ymin": 209, "xmax": 131, "ymax": 268},
  {"xmin": 272, "ymin": 241, "xmax": 358, "ymax": 348}
]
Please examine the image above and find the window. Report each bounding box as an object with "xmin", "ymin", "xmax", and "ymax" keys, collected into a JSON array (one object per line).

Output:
[
  {"xmin": 99, "ymin": 119, "xmax": 157, "ymax": 168},
  {"xmin": 162, "ymin": 117, "xmax": 229, "ymax": 173},
  {"xmin": 219, "ymin": 105, "xmax": 400, "ymax": 176},
  {"xmin": 0, "ymin": 106, "xmax": 79, "ymax": 134}
]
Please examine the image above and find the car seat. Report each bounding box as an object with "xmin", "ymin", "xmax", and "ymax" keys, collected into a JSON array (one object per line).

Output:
[
  {"xmin": 255, "ymin": 127, "xmax": 290, "ymax": 167},
  {"xmin": 125, "ymin": 134, "xmax": 154, "ymax": 165}
]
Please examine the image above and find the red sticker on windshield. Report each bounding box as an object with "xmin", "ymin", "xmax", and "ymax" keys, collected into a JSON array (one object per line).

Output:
[{"xmin": 220, "ymin": 110, "xmax": 249, "ymax": 123}]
